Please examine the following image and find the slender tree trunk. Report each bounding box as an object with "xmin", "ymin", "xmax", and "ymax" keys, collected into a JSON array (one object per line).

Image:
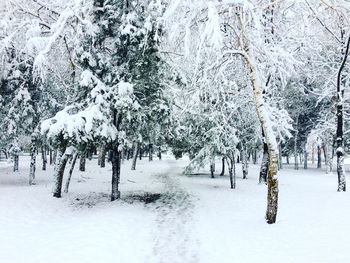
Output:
[
  {"xmin": 13, "ymin": 154, "xmax": 19, "ymax": 172},
  {"xmin": 29, "ymin": 135, "xmax": 37, "ymax": 185},
  {"xmin": 79, "ymin": 153, "xmax": 86, "ymax": 172},
  {"xmin": 246, "ymin": 50, "xmax": 279, "ymax": 224},
  {"xmin": 303, "ymin": 144, "xmax": 308, "ymax": 169},
  {"xmin": 158, "ymin": 147, "xmax": 162, "ymax": 160},
  {"xmin": 149, "ymin": 144, "xmax": 153, "ymax": 161},
  {"xmin": 100, "ymin": 144, "xmax": 106, "ymax": 168},
  {"xmin": 64, "ymin": 153, "xmax": 78, "ymax": 193},
  {"xmin": 259, "ymin": 142, "xmax": 268, "ymax": 183},
  {"xmin": 42, "ymin": 146, "xmax": 47, "ymax": 171},
  {"xmin": 111, "ymin": 143, "xmax": 121, "ymax": 201},
  {"xmin": 228, "ymin": 155, "xmax": 236, "ymax": 189},
  {"xmin": 312, "ymin": 143, "xmax": 315, "ymax": 164},
  {"xmin": 253, "ymin": 149, "xmax": 257, "ymax": 164},
  {"xmin": 53, "ymin": 150, "xmax": 57, "ymax": 164},
  {"xmin": 53, "ymin": 145, "xmax": 69, "ymax": 198},
  {"xmin": 286, "ymin": 155, "xmax": 289, "ymax": 165},
  {"xmin": 336, "ymin": 33, "xmax": 349, "ymax": 192},
  {"xmin": 317, "ymin": 144, "xmax": 322, "ymax": 168},
  {"xmin": 294, "ymin": 122, "xmax": 299, "ymax": 170},
  {"xmin": 49, "ymin": 149, "xmax": 53, "ymax": 165},
  {"xmin": 220, "ymin": 157, "xmax": 225, "ymax": 176},
  {"xmin": 139, "ymin": 147, "xmax": 142, "ymax": 160},
  {"xmin": 210, "ymin": 158, "xmax": 215, "ymax": 178},
  {"xmin": 278, "ymin": 143, "xmax": 282, "ymax": 170},
  {"xmin": 131, "ymin": 142, "xmax": 139, "ymax": 170},
  {"xmin": 242, "ymin": 146, "xmax": 248, "ymax": 179}
]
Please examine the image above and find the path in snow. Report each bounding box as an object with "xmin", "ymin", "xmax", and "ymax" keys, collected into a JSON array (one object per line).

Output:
[{"xmin": 150, "ymin": 164, "xmax": 199, "ymax": 263}]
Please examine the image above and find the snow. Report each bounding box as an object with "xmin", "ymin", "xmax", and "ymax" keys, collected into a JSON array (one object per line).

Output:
[{"xmin": 1, "ymin": 156, "xmax": 350, "ymax": 263}]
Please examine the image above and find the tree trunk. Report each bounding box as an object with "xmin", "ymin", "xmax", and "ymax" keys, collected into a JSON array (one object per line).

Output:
[
  {"xmin": 335, "ymin": 33, "xmax": 349, "ymax": 192},
  {"xmin": 111, "ymin": 143, "xmax": 121, "ymax": 201},
  {"xmin": 210, "ymin": 158, "xmax": 215, "ymax": 178},
  {"xmin": 79, "ymin": 153, "xmax": 86, "ymax": 172},
  {"xmin": 220, "ymin": 157, "xmax": 225, "ymax": 176},
  {"xmin": 158, "ymin": 147, "xmax": 162, "ymax": 160},
  {"xmin": 253, "ymin": 149, "xmax": 257, "ymax": 164},
  {"xmin": 53, "ymin": 146, "xmax": 69, "ymax": 198},
  {"xmin": 259, "ymin": 142, "xmax": 268, "ymax": 183},
  {"xmin": 139, "ymin": 147, "xmax": 142, "ymax": 160},
  {"xmin": 149, "ymin": 144, "xmax": 153, "ymax": 161},
  {"xmin": 100, "ymin": 144, "xmax": 106, "ymax": 168},
  {"xmin": 64, "ymin": 153, "xmax": 78, "ymax": 193},
  {"xmin": 29, "ymin": 135, "xmax": 36, "ymax": 185},
  {"xmin": 242, "ymin": 146, "xmax": 248, "ymax": 179},
  {"xmin": 247, "ymin": 51, "xmax": 279, "ymax": 224},
  {"xmin": 228, "ymin": 155, "xmax": 236, "ymax": 189},
  {"xmin": 41, "ymin": 146, "xmax": 47, "ymax": 171},
  {"xmin": 278, "ymin": 143, "xmax": 282, "ymax": 170},
  {"xmin": 13, "ymin": 154, "xmax": 19, "ymax": 172},
  {"xmin": 49, "ymin": 149, "xmax": 53, "ymax": 165},
  {"xmin": 317, "ymin": 144, "xmax": 322, "ymax": 168},
  {"xmin": 131, "ymin": 142, "xmax": 139, "ymax": 170},
  {"xmin": 303, "ymin": 144, "xmax": 308, "ymax": 169},
  {"xmin": 294, "ymin": 122, "xmax": 299, "ymax": 170},
  {"xmin": 53, "ymin": 150, "xmax": 57, "ymax": 164}
]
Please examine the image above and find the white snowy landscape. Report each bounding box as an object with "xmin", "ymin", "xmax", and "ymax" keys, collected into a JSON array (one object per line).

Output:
[
  {"xmin": 1, "ymin": 0, "xmax": 350, "ymax": 262},
  {"xmin": 1, "ymin": 156, "xmax": 350, "ymax": 263}
]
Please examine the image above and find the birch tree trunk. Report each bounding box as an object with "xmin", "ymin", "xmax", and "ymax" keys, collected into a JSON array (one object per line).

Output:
[{"xmin": 246, "ymin": 52, "xmax": 279, "ymax": 224}]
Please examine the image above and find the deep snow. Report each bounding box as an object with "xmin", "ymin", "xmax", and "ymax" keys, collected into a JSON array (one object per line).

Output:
[{"xmin": 0, "ymin": 155, "xmax": 350, "ymax": 263}]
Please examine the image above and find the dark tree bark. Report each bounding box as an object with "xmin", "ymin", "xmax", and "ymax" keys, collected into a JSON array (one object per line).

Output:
[
  {"xmin": 259, "ymin": 142, "xmax": 268, "ymax": 183},
  {"xmin": 41, "ymin": 146, "xmax": 47, "ymax": 171},
  {"xmin": 64, "ymin": 153, "xmax": 78, "ymax": 193},
  {"xmin": 13, "ymin": 154, "xmax": 19, "ymax": 172},
  {"xmin": 317, "ymin": 144, "xmax": 322, "ymax": 169},
  {"xmin": 100, "ymin": 144, "xmax": 106, "ymax": 168},
  {"xmin": 336, "ymin": 33, "xmax": 350, "ymax": 192},
  {"xmin": 220, "ymin": 157, "xmax": 225, "ymax": 176},
  {"xmin": 149, "ymin": 144, "xmax": 153, "ymax": 161},
  {"xmin": 241, "ymin": 146, "xmax": 248, "ymax": 179},
  {"xmin": 303, "ymin": 144, "xmax": 308, "ymax": 169},
  {"xmin": 210, "ymin": 159, "xmax": 215, "ymax": 178},
  {"xmin": 29, "ymin": 135, "xmax": 37, "ymax": 185},
  {"xmin": 79, "ymin": 153, "xmax": 86, "ymax": 172},
  {"xmin": 286, "ymin": 155, "xmax": 289, "ymax": 164},
  {"xmin": 49, "ymin": 149, "xmax": 53, "ymax": 165},
  {"xmin": 253, "ymin": 149, "xmax": 257, "ymax": 164},
  {"xmin": 131, "ymin": 142, "xmax": 139, "ymax": 170},
  {"xmin": 158, "ymin": 147, "xmax": 162, "ymax": 160},
  {"xmin": 227, "ymin": 155, "xmax": 236, "ymax": 189},
  {"xmin": 53, "ymin": 145, "xmax": 69, "ymax": 198},
  {"xmin": 111, "ymin": 143, "xmax": 121, "ymax": 201}
]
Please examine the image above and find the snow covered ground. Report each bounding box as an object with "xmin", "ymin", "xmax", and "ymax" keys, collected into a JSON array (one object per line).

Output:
[{"xmin": 1, "ymin": 155, "xmax": 350, "ymax": 263}]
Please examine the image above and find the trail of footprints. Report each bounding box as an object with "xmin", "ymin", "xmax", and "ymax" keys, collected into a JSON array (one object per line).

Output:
[{"xmin": 151, "ymin": 173, "xmax": 199, "ymax": 263}]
